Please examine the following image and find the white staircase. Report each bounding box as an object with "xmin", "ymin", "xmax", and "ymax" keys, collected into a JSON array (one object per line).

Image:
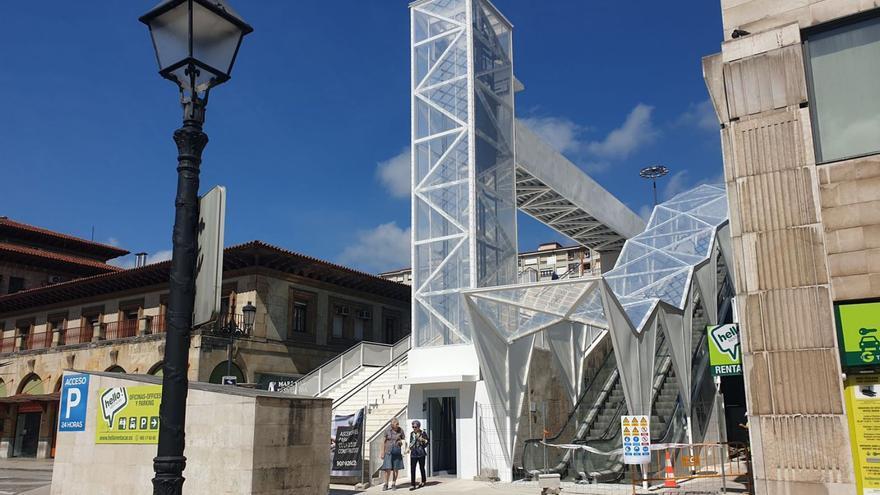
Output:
[
  {"xmin": 333, "ymin": 359, "xmax": 409, "ymax": 434},
  {"xmin": 319, "ymin": 366, "xmax": 383, "ymax": 401}
]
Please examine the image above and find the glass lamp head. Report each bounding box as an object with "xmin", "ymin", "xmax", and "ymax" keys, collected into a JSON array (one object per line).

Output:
[{"xmin": 140, "ymin": 0, "xmax": 252, "ymax": 93}]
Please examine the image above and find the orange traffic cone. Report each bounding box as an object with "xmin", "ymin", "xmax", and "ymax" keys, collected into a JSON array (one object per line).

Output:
[{"xmin": 664, "ymin": 450, "xmax": 678, "ymax": 488}]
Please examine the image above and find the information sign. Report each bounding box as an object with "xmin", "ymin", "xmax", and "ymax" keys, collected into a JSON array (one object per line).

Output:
[
  {"xmin": 95, "ymin": 385, "xmax": 162, "ymax": 444},
  {"xmin": 836, "ymin": 301, "xmax": 880, "ymax": 368},
  {"xmin": 58, "ymin": 373, "xmax": 90, "ymax": 432},
  {"xmin": 844, "ymin": 372, "xmax": 880, "ymax": 495},
  {"xmin": 707, "ymin": 323, "xmax": 742, "ymax": 376},
  {"xmin": 620, "ymin": 415, "xmax": 651, "ymax": 465}
]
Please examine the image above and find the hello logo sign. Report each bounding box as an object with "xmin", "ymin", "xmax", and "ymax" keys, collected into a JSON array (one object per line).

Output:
[
  {"xmin": 707, "ymin": 324, "xmax": 742, "ymax": 376},
  {"xmin": 58, "ymin": 373, "xmax": 90, "ymax": 432},
  {"xmin": 100, "ymin": 387, "xmax": 129, "ymax": 429}
]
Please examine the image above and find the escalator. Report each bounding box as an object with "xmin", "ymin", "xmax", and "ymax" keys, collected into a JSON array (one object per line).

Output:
[{"xmin": 520, "ymin": 295, "xmax": 718, "ymax": 482}]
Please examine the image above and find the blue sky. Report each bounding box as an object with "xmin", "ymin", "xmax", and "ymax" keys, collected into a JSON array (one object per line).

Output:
[{"xmin": 0, "ymin": 1, "xmax": 724, "ymax": 273}]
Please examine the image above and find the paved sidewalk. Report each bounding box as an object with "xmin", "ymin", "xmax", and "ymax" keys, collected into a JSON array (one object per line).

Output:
[{"xmin": 0, "ymin": 459, "xmax": 52, "ymax": 495}]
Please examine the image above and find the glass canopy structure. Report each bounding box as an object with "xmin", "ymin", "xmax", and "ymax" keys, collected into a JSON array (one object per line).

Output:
[{"xmin": 463, "ymin": 184, "xmax": 733, "ymax": 465}]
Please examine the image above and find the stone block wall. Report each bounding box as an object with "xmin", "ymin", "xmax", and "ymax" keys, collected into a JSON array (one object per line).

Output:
[
  {"xmin": 51, "ymin": 371, "xmax": 330, "ymax": 495},
  {"xmin": 704, "ymin": 14, "xmax": 858, "ymax": 494}
]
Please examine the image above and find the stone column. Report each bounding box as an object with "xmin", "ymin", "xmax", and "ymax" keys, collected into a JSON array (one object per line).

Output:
[
  {"xmin": 139, "ymin": 316, "xmax": 152, "ymax": 336},
  {"xmin": 91, "ymin": 322, "xmax": 104, "ymax": 342},
  {"xmin": 0, "ymin": 406, "xmax": 17, "ymax": 458}
]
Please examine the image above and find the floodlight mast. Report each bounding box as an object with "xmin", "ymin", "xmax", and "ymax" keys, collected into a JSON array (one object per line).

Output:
[{"xmin": 639, "ymin": 165, "xmax": 670, "ymax": 206}]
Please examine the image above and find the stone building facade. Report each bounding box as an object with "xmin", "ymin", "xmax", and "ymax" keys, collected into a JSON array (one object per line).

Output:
[
  {"xmin": 704, "ymin": 2, "xmax": 880, "ymax": 493},
  {"xmin": 0, "ymin": 240, "xmax": 409, "ymax": 460}
]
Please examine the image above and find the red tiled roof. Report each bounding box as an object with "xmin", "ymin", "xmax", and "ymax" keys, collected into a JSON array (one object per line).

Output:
[
  {"xmin": 0, "ymin": 240, "xmax": 410, "ymax": 314},
  {"xmin": 0, "ymin": 242, "xmax": 123, "ymax": 273},
  {"xmin": 0, "ymin": 217, "xmax": 129, "ymax": 260}
]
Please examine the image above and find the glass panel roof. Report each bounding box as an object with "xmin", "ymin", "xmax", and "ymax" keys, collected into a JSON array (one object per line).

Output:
[{"xmin": 604, "ymin": 184, "xmax": 727, "ymax": 331}]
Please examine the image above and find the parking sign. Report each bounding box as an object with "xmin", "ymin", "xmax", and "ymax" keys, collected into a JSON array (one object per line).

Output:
[{"xmin": 58, "ymin": 373, "xmax": 90, "ymax": 432}]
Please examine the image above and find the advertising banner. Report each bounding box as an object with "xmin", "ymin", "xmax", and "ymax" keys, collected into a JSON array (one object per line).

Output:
[
  {"xmin": 707, "ymin": 323, "xmax": 742, "ymax": 376},
  {"xmin": 58, "ymin": 374, "xmax": 90, "ymax": 432},
  {"xmin": 331, "ymin": 408, "xmax": 364, "ymax": 477},
  {"xmin": 95, "ymin": 385, "xmax": 162, "ymax": 444},
  {"xmin": 836, "ymin": 301, "xmax": 880, "ymax": 368},
  {"xmin": 844, "ymin": 372, "xmax": 880, "ymax": 495},
  {"xmin": 621, "ymin": 415, "xmax": 651, "ymax": 465}
]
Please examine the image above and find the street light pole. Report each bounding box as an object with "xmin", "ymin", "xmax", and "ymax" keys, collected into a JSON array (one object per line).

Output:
[
  {"xmin": 140, "ymin": 2, "xmax": 252, "ymax": 493},
  {"xmin": 152, "ymin": 98, "xmax": 208, "ymax": 495},
  {"xmin": 639, "ymin": 165, "xmax": 670, "ymax": 206}
]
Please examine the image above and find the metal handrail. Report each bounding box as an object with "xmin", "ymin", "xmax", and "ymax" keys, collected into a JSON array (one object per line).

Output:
[
  {"xmin": 332, "ymin": 345, "xmax": 409, "ymax": 412},
  {"xmin": 367, "ymin": 405, "xmax": 409, "ymax": 480},
  {"xmin": 293, "ymin": 335, "xmax": 410, "ymax": 396}
]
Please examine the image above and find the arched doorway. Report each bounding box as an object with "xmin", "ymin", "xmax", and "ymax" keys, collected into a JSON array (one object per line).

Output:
[
  {"xmin": 209, "ymin": 362, "xmax": 244, "ymax": 384},
  {"xmin": 13, "ymin": 374, "xmax": 44, "ymax": 458},
  {"xmin": 105, "ymin": 365, "xmax": 126, "ymax": 373},
  {"xmin": 148, "ymin": 362, "xmax": 164, "ymax": 376}
]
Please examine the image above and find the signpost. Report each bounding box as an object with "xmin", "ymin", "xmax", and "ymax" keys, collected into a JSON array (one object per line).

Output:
[
  {"xmin": 836, "ymin": 301, "xmax": 880, "ymax": 368},
  {"xmin": 193, "ymin": 185, "xmax": 226, "ymax": 327},
  {"xmin": 221, "ymin": 376, "xmax": 237, "ymax": 386},
  {"xmin": 621, "ymin": 415, "xmax": 651, "ymax": 465},
  {"xmin": 95, "ymin": 385, "xmax": 162, "ymax": 444},
  {"xmin": 707, "ymin": 323, "xmax": 742, "ymax": 376},
  {"xmin": 58, "ymin": 374, "xmax": 90, "ymax": 432}
]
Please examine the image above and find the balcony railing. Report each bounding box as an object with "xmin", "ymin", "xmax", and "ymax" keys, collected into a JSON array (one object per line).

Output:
[
  {"xmin": 24, "ymin": 332, "xmax": 52, "ymax": 351},
  {"xmin": 0, "ymin": 336, "xmax": 17, "ymax": 353},
  {"xmin": 104, "ymin": 320, "xmax": 139, "ymax": 340},
  {"xmin": 0, "ymin": 313, "xmax": 250, "ymax": 355}
]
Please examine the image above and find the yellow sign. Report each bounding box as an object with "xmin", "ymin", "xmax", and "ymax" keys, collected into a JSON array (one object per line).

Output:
[
  {"xmin": 683, "ymin": 455, "xmax": 700, "ymax": 467},
  {"xmin": 95, "ymin": 385, "xmax": 162, "ymax": 444},
  {"xmin": 845, "ymin": 373, "xmax": 880, "ymax": 494}
]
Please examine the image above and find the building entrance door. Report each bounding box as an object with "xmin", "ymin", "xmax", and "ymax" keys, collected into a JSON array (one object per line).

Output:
[
  {"xmin": 13, "ymin": 411, "xmax": 41, "ymax": 458},
  {"xmin": 427, "ymin": 397, "xmax": 456, "ymax": 476}
]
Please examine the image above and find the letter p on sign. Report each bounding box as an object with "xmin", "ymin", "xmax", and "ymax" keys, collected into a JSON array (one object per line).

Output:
[
  {"xmin": 65, "ymin": 387, "xmax": 80, "ymax": 419},
  {"xmin": 58, "ymin": 373, "xmax": 89, "ymax": 432}
]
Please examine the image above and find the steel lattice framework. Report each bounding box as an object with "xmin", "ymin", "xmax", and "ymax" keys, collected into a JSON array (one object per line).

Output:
[{"xmin": 410, "ymin": 0, "xmax": 518, "ymax": 348}]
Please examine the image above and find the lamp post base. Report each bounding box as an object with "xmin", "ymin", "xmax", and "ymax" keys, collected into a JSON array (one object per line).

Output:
[{"xmin": 152, "ymin": 455, "xmax": 187, "ymax": 494}]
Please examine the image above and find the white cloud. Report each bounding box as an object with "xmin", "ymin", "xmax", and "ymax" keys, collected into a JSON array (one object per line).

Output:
[
  {"xmin": 663, "ymin": 170, "xmax": 690, "ymax": 200},
  {"xmin": 587, "ymin": 104, "xmax": 658, "ymax": 159},
  {"xmin": 519, "ymin": 117, "xmax": 608, "ymax": 173},
  {"xmin": 376, "ymin": 147, "xmax": 411, "ymax": 199},
  {"xmin": 638, "ymin": 204, "xmax": 653, "ymax": 222},
  {"xmin": 110, "ymin": 249, "xmax": 173, "ymax": 269},
  {"xmin": 338, "ymin": 222, "xmax": 411, "ymax": 274},
  {"xmin": 519, "ymin": 116, "xmax": 584, "ymax": 155},
  {"xmin": 677, "ymin": 99, "xmax": 718, "ymax": 131}
]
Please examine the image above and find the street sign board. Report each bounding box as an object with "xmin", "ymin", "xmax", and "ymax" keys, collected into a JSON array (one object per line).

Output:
[
  {"xmin": 835, "ymin": 301, "xmax": 880, "ymax": 369},
  {"xmin": 222, "ymin": 376, "xmax": 237, "ymax": 386},
  {"xmin": 58, "ymin": 373, "xmax": 90, "ymax": 432},
  {"xmin": 844, "ymin": 372, "xmax": 880, "ymax": 494},
  {"xmin": 707, "ymin": 323, "xmax": 742, "ymax": 376},
  {"xmin": 194, "ymin": 185, "xmax": 226, "ymax": 327},
  {"xmin": 95, "ymin": 385, "xmax": 162, "ymax": 444},
  {"xmin": 620, "ymin": 415, "xmax": 651, "ymax": 464}
]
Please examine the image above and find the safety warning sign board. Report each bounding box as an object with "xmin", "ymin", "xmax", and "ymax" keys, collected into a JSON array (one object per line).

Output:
[{"xmin": 621, "ymin": 415, "xmax": 651, "ymax": 465}]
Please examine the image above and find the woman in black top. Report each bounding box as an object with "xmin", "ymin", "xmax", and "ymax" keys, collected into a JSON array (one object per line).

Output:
[{"xmin": 407, "ymin": 420, "xmax": 429, "ymax": 490}]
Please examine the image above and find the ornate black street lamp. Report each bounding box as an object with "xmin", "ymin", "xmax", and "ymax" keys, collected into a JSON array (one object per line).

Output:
[{"xmin": 139, "ymin": 1, "xmax": 252, "ymax": 493}]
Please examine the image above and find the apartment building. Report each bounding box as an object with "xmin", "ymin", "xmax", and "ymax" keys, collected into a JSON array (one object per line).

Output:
[
  {"xmin": 379, "ymin": 242, "xmax": 601, "ymax": 285},
  {"xmin": 0, "ymin": 221, "xmax": 410, "ymax": 459}
]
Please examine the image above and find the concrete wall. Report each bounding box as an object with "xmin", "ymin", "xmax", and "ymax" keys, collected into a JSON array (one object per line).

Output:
[
  {"xmin": 702, "ymin": 3, "xmax": 880, "ymax": 492},
  {"xmin": 51, "ymin": 371, "xmax": 330, "ymax": 495}
]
